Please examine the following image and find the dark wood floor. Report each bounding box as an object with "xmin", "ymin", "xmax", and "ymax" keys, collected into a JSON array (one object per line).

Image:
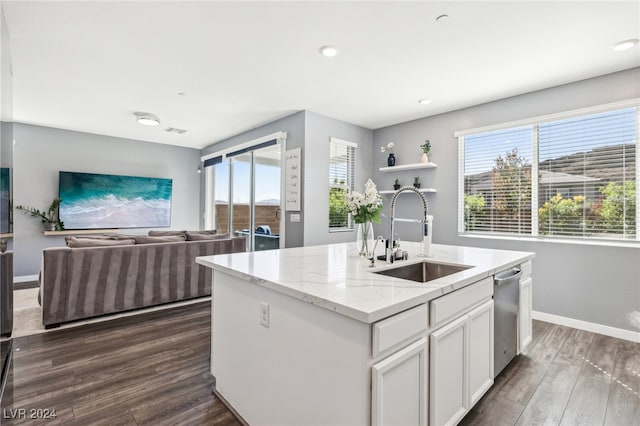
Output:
[
  {"xmin": 0, "ymin": 302, "xmax": 240, "ymax": 425},
  {"xmin": 461, "ymin": 320, "xmax": 640, "ymax": 426},
  {"xmin": 1, "ymin": 301, "xmax": 638, "ymax": 425}
]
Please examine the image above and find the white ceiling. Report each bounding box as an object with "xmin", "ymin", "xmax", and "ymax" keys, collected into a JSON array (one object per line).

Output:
[{"xmin": 2, "ymin": 1, "xmax": 639, "ymax": 150}]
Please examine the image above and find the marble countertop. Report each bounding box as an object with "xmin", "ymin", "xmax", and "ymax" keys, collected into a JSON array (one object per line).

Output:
[{"xmin": 196, "ymin": 242, "xmax": 534, "ymax": 324}]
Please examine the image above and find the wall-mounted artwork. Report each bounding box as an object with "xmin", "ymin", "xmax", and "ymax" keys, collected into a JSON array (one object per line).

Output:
[
  {"xmin": 0, "ymin": 167, "xmax": 11, "ymax": 234},
  {"xmin": 59, "ymin": 171, "xmax": 172, "ymax": 229}
]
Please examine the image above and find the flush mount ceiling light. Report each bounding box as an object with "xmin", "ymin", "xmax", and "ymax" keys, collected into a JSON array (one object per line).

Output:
[
  {"xmin": 611, "ymin": 39, "xmax": 639, "ymax": 52},
  {"xmin": 319, "ymin": 45, "xmax": 340, "ymax": 57},
  {"xmin": 418, "ymin": 98, "xmax": 432, "ymax": 105},
  {"xmin": 134, "ymin": 112, "xmax": 160, "ymax": 126}
]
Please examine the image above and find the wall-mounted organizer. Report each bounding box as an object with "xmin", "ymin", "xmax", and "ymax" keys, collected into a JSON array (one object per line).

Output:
[{"xmin": 378, "ymin": 162, "xmax": 437, "ymax": 193}]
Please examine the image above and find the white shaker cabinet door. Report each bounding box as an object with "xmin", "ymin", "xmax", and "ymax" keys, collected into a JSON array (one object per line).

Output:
[
  {"xmin": 430, "ymin": 315, "xmax": 469, "ymax": 426},
  {"xmin": 372, "ymin": 337, "xmax": 429, "ymax": 426},
  {"xmin": 468, "ymin": 299, "xmax": 494, "ymax": 406},
  {"xmin": 518, "ymin": 276, "xmax": 533, "ymax": 353}
]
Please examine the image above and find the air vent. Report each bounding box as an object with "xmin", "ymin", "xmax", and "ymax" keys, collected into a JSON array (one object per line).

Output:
[{"xmin": 165, "ymin": 127, "xmax": 187, "ymax": 134}]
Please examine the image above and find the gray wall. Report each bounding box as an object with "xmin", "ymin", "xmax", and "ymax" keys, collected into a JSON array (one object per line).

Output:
[
  {"xmin": 199, "ymin": 110, "xmax": 373, "ymax": 248},
  {"xmin": 13, "ymin": 124, "xmax": 201, "ymax": 276},
  {"xmin": 0, "ymin": 122, "xmax": 11, "ymax": 168},
  {"xmin": 200, "ymin": 111, "xmax": 306, "ymax": 249},
  {"xmin": 304, "ymin": 111, "xmax": 373, "ymax": 246},
  {"xmin": 372, "ymin": 67, "xmax": 640, "ymax": 332},
  {"xmin": 0, "ymin": 5, "xmax": 12, "ymax": 124}
]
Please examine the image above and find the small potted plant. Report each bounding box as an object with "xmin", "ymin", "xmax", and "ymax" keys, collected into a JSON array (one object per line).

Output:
[
  {"xmin": 393, "ymin": 179, "xmax": 401, "ymax": 190},
  {"xmin": 420, "ymin": 139, "xmax": 431, "ymax": 163},
  {"xmin": 413, "ymin": 176, "xmax": 421, "ymax": 189},
  {"xmin": 16, "ymin": 198, "xmax": 65, "ymax": 231}
]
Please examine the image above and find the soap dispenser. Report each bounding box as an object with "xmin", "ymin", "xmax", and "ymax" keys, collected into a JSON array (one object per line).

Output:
[{"xmin": 422, "ymin": 215, "xmax": 434, "ymax": 257}]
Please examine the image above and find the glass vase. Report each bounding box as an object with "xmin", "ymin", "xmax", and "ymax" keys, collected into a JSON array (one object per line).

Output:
[
  {"xmin": 356, "ymin": 221, "xmax": 375, "ymax": 257},
  {"xmin": 387, "ymin": 153, "xmax": 396, "ymax": 167}
]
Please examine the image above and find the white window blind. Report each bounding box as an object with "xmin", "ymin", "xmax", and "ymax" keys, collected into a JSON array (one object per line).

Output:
[
  {"xmin": 329, "ymin": 138, "xmax": 356, "ymax": 230},
  {"xmin": 538, "ymin": 108, "xmax": 636, "ymax": 239},
  {"xmin": 460, "ymin": 105, "xmax": 638, "ymax": 242},
  {"xmin": 463, "ymin": 126, "xmax": 533, "ymax": 235}
]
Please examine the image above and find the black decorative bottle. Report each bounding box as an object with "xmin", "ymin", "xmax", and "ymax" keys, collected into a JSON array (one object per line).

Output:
[{"xmin": 387, "ymin": 153, "xmax": 396, "ymax": 167}]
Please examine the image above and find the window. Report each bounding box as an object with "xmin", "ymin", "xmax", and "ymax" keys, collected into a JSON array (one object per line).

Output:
[
  {"xmin": 202, "ymin": 131, "xmax": 285, "ymax": 251},
  {"xmin": 329, "ymin": 138, "xmax": 356, "ymax": 231},
  {"xmin": 459, "ymin": 104, "xmax": 638, "ymax": 242},
  {"xmin": 462, "ymin": 126, "xmax": 533, "ymax": 235}
]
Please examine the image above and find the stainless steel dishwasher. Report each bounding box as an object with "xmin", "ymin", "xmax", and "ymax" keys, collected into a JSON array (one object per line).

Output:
[{"xmin": 494, "ymin": 267, "xmax": 522, "ymax": 377}]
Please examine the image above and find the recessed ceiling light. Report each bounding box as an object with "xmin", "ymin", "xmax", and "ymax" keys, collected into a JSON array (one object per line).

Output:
[
  {"xmin": 134, "ymin": 112, "xmax": 160, "ymax": 126},
  {"xmin": 137, "ymin": 117, "xmax": 160, "ymax": 126},
  {"xmin": 436, "ymin": 14, "xmax": 449, "ymax": 23},
  {"xmin": 165, "ymin": 127, "xmax": 187, "ymax": 134},
  {"xmin": 177, "ymin": 92, "xmax": 186, "ymax": 96},
  {"xmin": 418, "ymin": 98, "xmax": 432, "ymax": 105},
  {"xmin": 319, "ymin": 45, "xmax": 340, "ymax": 57},
  {"xmin": 611, "ymin": 39, "xmax": 639, "ymax": 52}
]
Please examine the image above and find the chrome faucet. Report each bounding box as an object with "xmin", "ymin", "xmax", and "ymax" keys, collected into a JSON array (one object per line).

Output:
[{"xmin": 387, "ymin": 186, "xmax": 430, "ymax": 263}]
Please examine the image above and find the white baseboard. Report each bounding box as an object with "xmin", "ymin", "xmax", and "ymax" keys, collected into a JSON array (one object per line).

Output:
[
  {"xmin": 14, "ymin": 275, "xmax": 39, "ymax": 283},
  {"xmin": 532, "ymin": 310, "xmax": 640, "ymax": 343}
]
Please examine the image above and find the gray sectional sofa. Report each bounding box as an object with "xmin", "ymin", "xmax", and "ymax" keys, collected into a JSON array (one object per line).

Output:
[
  {"xmin": 40, "ymin": 235, "xmax": 245, "ymax": 327},
  {"xmin": 1, "ymin": 251, "xmax": 12, "ymax": 337}
]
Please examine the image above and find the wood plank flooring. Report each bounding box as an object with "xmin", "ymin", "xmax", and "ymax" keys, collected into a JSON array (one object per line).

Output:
[
  {"xmin": 1, "ymin": 300, "xmax": 638, "ymax": 425},
  {"xmin": 461, "ymin": 321, "xmax": 640, "ymax": 426},
  {"xmin": 0, "ymin": 301, "xmax": 240, "ymax": 425}
]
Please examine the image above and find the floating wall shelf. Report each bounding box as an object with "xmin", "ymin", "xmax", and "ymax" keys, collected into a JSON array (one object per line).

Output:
[
  {"xmin": 379, "ymin": 188, "xmax": 437, "ymax": 194},
  {"xmin": 379, "ymin": 162, "xmax": 437, "ymax": 172},
  {"xmin": 0, "ymin": 233, "xmax": 13, "ymax": 238}
]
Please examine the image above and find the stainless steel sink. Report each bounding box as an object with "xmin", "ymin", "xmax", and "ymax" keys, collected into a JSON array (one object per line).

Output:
[{"xmin": 373, "ymin": 261, "xmax": 472, "ymax": 283}]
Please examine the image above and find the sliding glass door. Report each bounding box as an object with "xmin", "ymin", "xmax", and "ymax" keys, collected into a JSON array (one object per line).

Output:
[
  {"xmin": 208, "ymin": 143, "xmax": 282, "ymax": 252},
  {"xmin": 231, "ymin": 152, "xmax": 252, "ymax": 245},
  {"xmin": 253, "ymin": 144, "xmax": 281, "ymax": 251}
]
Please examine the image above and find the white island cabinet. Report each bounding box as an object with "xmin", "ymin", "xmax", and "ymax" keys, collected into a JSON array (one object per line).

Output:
[
  {"xmin": 372, "ymin": 337, "xmax": 429, "ymax": 426},
  {"xmin": 197, "ymin": 242, "xmax": 534, "ymax": 426},
  {"xmin": 429, "ymin": 277, "xmax": 495, "ymax": 426},
  {"xmin": 518, "ymin": 260, "xmax": 533, "ymax": 353},
  {"xmin": 372, "ymin": 303, "xmax": 430, "ymax": 426}
]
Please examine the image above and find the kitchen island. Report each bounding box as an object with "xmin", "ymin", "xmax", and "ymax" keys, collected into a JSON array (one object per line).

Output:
[{"xmin": 197, "ymin": 242, "xmax": 534, "ymax": 426}]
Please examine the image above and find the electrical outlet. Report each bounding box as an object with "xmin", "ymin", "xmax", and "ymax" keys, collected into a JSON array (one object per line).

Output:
[{"xmin": 260, "ymin": 302, "xmax": 269, "ymax": 328}]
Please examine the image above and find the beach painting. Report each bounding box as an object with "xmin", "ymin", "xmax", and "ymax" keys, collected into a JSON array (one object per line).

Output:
[{"xmin": 59, "ymin": 171, "xmax": 172, "ymax": 229}]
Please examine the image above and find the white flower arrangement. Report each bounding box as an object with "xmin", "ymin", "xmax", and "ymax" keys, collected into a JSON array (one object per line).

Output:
[
  {"xmin": 343, "ymin": 179, "xmax": 384, "ymax": 224},
  {"xmin": 380, "ymin": 142, "xmax": 394, "ymax": 154}
]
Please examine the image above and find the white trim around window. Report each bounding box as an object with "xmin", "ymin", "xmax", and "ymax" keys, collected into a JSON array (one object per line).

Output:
[
  {"xmin": 201, "ymin": 131, "xmax": 287, "ymax": 162},
  {"xmin": 329, "ymin": 137, "xmax": 358, "ymax": 148}
]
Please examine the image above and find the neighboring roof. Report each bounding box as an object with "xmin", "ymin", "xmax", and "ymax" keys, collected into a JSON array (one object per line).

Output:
[
  {"xmin": 539, "ymin": 170, "xmax": 601, "ymax": 185},
  {"xmin": 465, "ymin": 169, "xmax": 602, "ymax": 191}
]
